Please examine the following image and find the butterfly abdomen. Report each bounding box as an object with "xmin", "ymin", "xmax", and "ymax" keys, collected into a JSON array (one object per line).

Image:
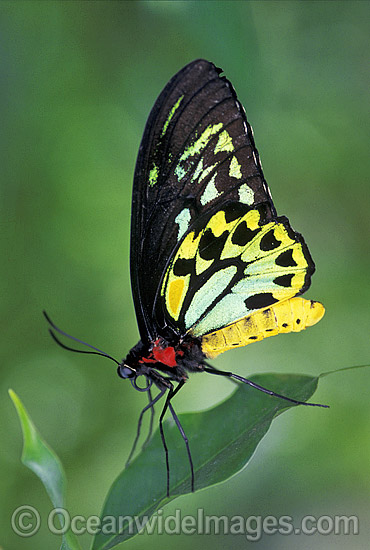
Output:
[{"xmin": 201, "ymin": 297, "xmax": 325, "ymax": 358}]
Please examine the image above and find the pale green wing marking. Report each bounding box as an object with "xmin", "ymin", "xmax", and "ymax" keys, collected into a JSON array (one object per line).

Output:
[
  {"xmin": 192, "ymin": 161, "xmax": 218, "ymax": 183},
  {"xmin": 214, "ymin": 130, "xmax": 234, "ymax": 154},
  {"xmin": 229, "ymin": 156, "xmax": 242, "ymax": 179},
  {"xmin": 149, "ymin": 164, "xmax": 159, "ymax": 187},
  {"xmin": 175, "ymin": 208, "xmax": 192, "ymax": 241},
  {"xmin": 238, "ymin": 183, "xmax": 254, "ymax": 205},
  {"xmin": 184, "ymin": 265, "xmax": 237, "ymax": 330},
  {"xmin": 161, "ymin": 95, "xmax": 184, "ymax": 137},
  {"xmin": 200, "ymin": 174, "xmax": 221, "ymax": 206},
  {"xmin": 175, "ymin": 123, "xmax": 223, "ymax": 182}
]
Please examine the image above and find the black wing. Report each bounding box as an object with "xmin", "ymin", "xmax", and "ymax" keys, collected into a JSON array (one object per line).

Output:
[{"xmin": 130, "ymin": 59, "xmax": 276, "ymax": 341}]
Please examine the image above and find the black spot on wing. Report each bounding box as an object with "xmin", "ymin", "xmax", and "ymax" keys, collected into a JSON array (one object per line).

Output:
[
  {"xmin": 273, "ymin": 274, "xmax": 294, "ymax": 287},
  {"xmin": 231, "ymin": 221, "xmax": 259, "ymax": 247},
  {"xmin": 173, "ymin": 258, "xmax": 194, "ymax": 276},
  {"xmin": 198, "ymin": 229, "xmax": 228, "ymax": 261},
  {"xmin": 275, "ymin": 249, "xmax": 297, "ymax": 267},
  {"xmin": 245, "ymin": 293, "xmax": 278, "ymax": 310},
  {"xmin": 223, "ymin": 202, "xmax": 249, "ymax": 223},
  {"xmin": 260, "ymin": 229, "xmax": 281, "ymax": 251}
]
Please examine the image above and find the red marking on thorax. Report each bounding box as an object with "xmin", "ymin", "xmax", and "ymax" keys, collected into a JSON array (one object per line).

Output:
[
  {"xmin": 152, "ymin": 341, "xmax": 177, "ymax": 367},
  {"xmin": 140, "ymin": 338, "xmax": 178, "ymax": 368}
]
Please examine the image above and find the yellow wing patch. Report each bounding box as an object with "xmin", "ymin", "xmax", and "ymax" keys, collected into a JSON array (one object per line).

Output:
[
  {"xmin": 201, "ymin": 297, "xmax": 325, "ymax": 358},
  {"xmin": 167, "ymin": 278, "xmax": 187, "ymax": 319},
  {"xmin": 162, "ymin": 229, "xmax": 201, "ymax": 320}
]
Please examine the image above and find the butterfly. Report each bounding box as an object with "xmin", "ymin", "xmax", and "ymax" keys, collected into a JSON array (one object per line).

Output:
[{"xmin": 45, "ymin": 59, "xmax": 326, "ymax": 497}]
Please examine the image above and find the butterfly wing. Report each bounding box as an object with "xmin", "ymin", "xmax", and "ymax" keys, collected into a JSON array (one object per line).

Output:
[
  {"xmin": 131, "ymin": 59, "xmax": 279, "ymax": 341},
  {"xmin": 160, "ymin": 202, "xmax": 315, "ymax": 337}
]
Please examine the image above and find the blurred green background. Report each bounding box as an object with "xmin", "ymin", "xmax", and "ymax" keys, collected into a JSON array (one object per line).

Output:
[{"xmin": 1, "ymin": 1, "xmax": 369, "ymax": 549}]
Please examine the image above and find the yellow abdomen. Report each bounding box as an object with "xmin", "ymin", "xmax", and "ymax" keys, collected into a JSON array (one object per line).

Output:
[{"xmin": 201, "ymin": 297, "xmax": 325, "ymax": 358}]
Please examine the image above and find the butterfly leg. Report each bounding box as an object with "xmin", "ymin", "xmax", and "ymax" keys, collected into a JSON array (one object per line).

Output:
[
  {"xmin": 168, "ymin": 399, "xmax": 195, "ymax": 493},
  {"xmin": 158, "ymin": 379, "xmax": 194, "ymax": 496},
  {"xmin": 203, "ymin": 362, "xmax": 328, "ymax": 408},
  {"xmin": 158, "ymin": 386, "xmax": 173, "ymax": 497},
  {"xmin": 126, "ymin": 387, "xmax": 167, "ymax": 467},
  {"xmin": 142, "ymin": 386, "xmax": 155, "ymax": 450}
]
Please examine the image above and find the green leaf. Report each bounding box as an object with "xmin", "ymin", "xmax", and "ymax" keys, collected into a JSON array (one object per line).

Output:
[
  {"xmin": 9, "ymin": 389, "xmax": 82, "ymax": 550},
  {"xmin": 93, "ymin": 372, "xmax": 321, "ymax": 549}
]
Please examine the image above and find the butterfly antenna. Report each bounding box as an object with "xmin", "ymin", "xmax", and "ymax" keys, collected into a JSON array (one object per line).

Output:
[
  {"xmin": 203, "ymin": 361, "xmax": 329, "ymax": 408},
  {"xmin": 43, "ymin": 311, "xmax": 120, "ymax": 366}
]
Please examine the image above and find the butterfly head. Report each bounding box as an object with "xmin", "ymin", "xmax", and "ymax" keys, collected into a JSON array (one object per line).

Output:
[
  {"xmin": 117, "ymin": 363, "xmax": 136, "ymax": 379},
  {"xmin": 118, "ymin": 341, "xmax": 147, "ymax": 379},
  {"xmin": 117, "ymin": 342, "xmax": 155, "ymax": 391},
  {"xmin": 117, "ymin": 360, "xmax": 154, "ymax": 393}
]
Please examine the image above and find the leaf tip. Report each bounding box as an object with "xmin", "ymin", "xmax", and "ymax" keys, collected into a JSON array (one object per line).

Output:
[{"xmin": 8, "ymin": 388, "xmax": 21, "ymax": 411}]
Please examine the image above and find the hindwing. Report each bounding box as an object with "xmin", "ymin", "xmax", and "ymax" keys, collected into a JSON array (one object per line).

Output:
[{"xmin": 160, "ymin": 201, "xmax": 314, "ymax": 337}]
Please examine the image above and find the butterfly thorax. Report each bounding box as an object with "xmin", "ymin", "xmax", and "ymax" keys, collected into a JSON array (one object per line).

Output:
[{"xmin": 119, "ymin": 335, "xmax": 205, "ymax": 385}]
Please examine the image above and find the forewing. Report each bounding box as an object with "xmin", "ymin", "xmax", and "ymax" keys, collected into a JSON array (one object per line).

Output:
[{"xmin": 131, "ymin": 59, "xmax": 275, "ymax": 340}]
